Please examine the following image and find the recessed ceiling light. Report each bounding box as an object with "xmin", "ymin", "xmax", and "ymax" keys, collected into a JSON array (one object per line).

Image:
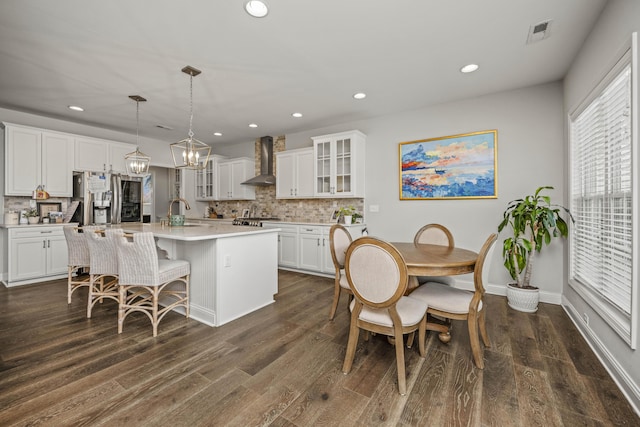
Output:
[
  {"xmin": 249, "ymin": 123, "xmax": 258, "ymax": 128},
  {"xmin": 245, "ymin": 1, "xmax": 268, "ymax": 18},
  {"xmin": 353, "ymin": 92, "xmax": 366, "ymax": 100},
  {"xmin": 292, "ymin": 112, "xmax": 303, "ymax": 118},
  {"xmin": 213, "ymin": 132, "xmax": 222, "ymax": 136},
  {"xmin": 68, "ymin": 105, "xmax": 84, "ymax": 112},
  {"xmin": 460, "ymin": 64, "xmax": 479, "ymax": 73}
]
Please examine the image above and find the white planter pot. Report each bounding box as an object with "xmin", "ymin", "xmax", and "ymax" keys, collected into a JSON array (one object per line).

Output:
[
  {"xmin": 27, "ymin": 217, "xmax": 39, "ymax": 224},
  {"xmin": 343, "ymin": 215, "xmax": 352, "ymax": 225},
  {"xmin": 506, "ymin": 284, "xmax": 539, "ymax": 313}
]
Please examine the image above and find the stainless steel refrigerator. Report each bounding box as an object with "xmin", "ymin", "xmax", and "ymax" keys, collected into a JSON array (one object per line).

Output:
[{"xmin": 71, "ymin": 171, "xmax": 143, "ymax": 226}]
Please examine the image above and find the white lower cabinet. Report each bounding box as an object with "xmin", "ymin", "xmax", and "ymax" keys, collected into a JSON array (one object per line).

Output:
[
  {"xmin": 279, "ymin": 230, "xmax": 298, "ymax": 269},
  {"xmin": 262, "ymin": 222, "xmax": 366, "ymax": 276},
  {"xmin": 299, "ymin": 226, "xmax": 323, "ymax": 271},
  {"xmin": 5, "ymin": 226, "xmax": 69, "ymax": 286},
  {"xmin": 321, "ymin": 227, "xmax": 334, "ymax": 274}
]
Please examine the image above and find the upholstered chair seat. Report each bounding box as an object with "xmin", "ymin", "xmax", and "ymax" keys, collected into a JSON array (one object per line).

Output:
[
  {"xmin": 328, "ymin": 224, "xmax": 354, "ymax": 320},
  {"xmin": 414, "ymin": 224, "xmax": 456, "ymax": 286},
  {"xmin": 409, "ymin": 233, "xmax": 497, "ymax": 369},
  {"xmin": 342, "ymin": 237, "xmax": 428, "ymax": 395}
]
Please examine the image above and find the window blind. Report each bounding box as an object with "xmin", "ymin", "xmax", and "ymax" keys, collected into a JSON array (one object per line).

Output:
[{"xmin": 569, "ymin": 62, "xmax": 633, "ymax": 321}]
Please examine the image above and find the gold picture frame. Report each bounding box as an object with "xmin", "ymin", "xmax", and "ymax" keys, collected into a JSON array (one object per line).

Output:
[{"xmin": 399, "ymin": 129, "xmax": 497, "ymax": 200}]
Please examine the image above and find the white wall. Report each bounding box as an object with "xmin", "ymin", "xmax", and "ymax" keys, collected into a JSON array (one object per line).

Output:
[
  {"xmin": 562, "ymin": 0, "xmax": 640, "ymax": 413},
  {"xmin": 287, "ymin": 81, "xmax": 566, "ymax": 301}
]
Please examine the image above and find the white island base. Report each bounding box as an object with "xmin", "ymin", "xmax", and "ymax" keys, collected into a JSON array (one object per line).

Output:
[{"xmin": 121, "ymin": 223, "xmax": 279, "ymax": 327}]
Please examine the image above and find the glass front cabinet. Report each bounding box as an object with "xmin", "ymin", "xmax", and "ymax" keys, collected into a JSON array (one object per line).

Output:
[
  {"xmin": 311, "ymin": 130, "xmax": 365, "ymax": 198},
  {"xmin": 194, "ymin": 155, "xmax": 225, "ymax": 201}
]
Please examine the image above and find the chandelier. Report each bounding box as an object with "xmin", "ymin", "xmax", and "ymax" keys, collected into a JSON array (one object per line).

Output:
[
  {"xmin": 170, "ymin": 66, "xmax": 211, "ymax": 170},
  {"xmin": 124, "ymin": 95, "xmax": 151, "ymax": 176}
]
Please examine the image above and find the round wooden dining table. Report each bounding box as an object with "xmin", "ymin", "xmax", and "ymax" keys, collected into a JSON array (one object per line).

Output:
[
  {"xmin": 390, "ymin": 242, "xmax": 479, "ymax": 289},
  {"xmin": 390, "ymin": 242, "xmax": 479, "ymax": 343}
]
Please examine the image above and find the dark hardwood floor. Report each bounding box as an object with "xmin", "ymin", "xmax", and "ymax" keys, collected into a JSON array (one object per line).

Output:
[{"xmin": 1, "ymin": 270, "xmax": 638, "ymax": 426}]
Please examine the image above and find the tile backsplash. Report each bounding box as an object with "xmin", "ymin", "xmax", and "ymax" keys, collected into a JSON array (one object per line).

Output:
[
  {"xmin": 207, "ymin": 135, "xmax": 364, "ymax": 223},
  {"xmin": 208, "ymin": 189, "xmax": 364, "ymax": 223},
  {"xmin": 4, "ymin": 196, "xmax": 69, "ymax": 215}
]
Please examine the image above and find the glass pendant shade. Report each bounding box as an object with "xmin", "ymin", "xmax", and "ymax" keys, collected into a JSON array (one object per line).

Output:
[
  {"xmin": 172, "ymin": 65, "xmax": 211, "ymax": 170},
  {"xmin": 125, "ymin": 148, "xmax": 151, "ymax": 176},
  {"xmin": 125, "ymin": 95, "xmax": 150, "ymax": 176}
]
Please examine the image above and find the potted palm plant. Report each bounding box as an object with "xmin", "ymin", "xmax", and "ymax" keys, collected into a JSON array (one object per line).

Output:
[{"xmin": 497, "ymin": 186, "xmax": 573, "ymax": 312}]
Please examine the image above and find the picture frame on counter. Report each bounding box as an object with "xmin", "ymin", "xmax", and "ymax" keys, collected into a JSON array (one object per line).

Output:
[
  {"xmin": 37, "ymin": 202, "xmax": 62, "ymax": 222},
  {"xmin": 330, "ymin": 210, "xmax": 340, "ymax": 222},
  {"xmin": 242, "ymin": 208, "xmax": 250, "ymax": 218}
]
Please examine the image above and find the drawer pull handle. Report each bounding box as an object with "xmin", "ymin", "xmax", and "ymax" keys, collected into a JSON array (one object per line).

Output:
[{"xmin": 41, "ymin": 231, "xmax": 53, "ymax": 234}]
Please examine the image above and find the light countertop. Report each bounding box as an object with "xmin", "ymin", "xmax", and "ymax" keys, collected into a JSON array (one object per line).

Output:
[
  {"xmin": 116, "ymin": 222, "xmax": 279, "ymax": 241},
  {"xmin": 0, "ymin": 222, "xmax": 79, "ymax": 229},
  {"xmin": 261, "ymin": 220, "xmax": 366, "ymax": 227}
]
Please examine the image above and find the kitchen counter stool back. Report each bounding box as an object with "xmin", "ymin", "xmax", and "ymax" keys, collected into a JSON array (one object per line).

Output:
[
  {"xmin": 328, "ymin": 224, "xmax": 353, "ymax": 320},
  {"xmin": 85, "ymin": 228, "xmax": 123, "ymax": 318},
  {"xmin": 63, "ymin": 225, "xmax": 99, "ymax": 304},
  {"xmin": 114, "ymin": 231, "xmax": 190, "ymax": 337}
]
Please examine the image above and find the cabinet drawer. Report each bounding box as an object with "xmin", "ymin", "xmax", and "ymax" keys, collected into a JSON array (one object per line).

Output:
[
  {"xmin": 299, "ymin": 226, "xmax": 322, "ymax": 235},
  {"xmin": 10, "ymin": 227, "xmax": 63, "ymax": 239}
]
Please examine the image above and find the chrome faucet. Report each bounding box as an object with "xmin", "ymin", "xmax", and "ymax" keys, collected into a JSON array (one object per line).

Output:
[{"xmin": 168, "ymin": 198, "xmax": 191, "ymax": 219}]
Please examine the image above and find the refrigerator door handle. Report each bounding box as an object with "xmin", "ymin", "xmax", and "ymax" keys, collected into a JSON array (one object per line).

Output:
[{"xmin": 112, "ymin": 174, "xmax": 122, "ymax": 224}]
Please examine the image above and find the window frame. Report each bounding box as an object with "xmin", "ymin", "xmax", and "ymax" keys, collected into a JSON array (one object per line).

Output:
[{"xmin": 568, "ymin": 33, "xmax": 638, "ymax": 349}]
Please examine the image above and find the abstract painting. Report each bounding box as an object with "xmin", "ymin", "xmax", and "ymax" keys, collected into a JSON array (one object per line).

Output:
[{"xmin": 399, "ymin": 130, "xmax": 497, "ymax": 200}]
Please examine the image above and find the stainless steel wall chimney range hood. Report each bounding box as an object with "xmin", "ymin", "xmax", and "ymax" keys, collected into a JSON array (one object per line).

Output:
[{"xmin": 241, "ymin": 136, "xmax": 276, "ymax": 186}]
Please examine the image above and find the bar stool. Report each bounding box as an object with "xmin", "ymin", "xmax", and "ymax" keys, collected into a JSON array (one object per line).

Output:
[
  {"xmin": 85, "ymin": 228, "xmax": 123, "ymax": 318},
  {"xmin": 63, "ymin": 226, "xmax": 99, "ymax": 304},
  {"xmin": 113, "ymin": 231, "xmax": 190, "ymax": 337}
]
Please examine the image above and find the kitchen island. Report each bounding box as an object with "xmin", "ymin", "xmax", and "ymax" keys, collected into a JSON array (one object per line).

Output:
[{"xmin": 119, "ymin": 222, "xmax": 279, "ymax": 327}]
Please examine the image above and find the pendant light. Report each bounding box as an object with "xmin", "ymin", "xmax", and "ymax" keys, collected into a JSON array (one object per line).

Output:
[
  {"xmin": 124, "ymin": 95, "xmax": 151, "ymax": 176},
  {"xmin": 170, "ymin": 66, "xmax": 211, "ymax": 170}
]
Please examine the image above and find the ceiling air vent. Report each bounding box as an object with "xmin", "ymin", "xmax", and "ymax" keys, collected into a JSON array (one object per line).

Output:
[{"xmin": 526, "ymin": 19, "xmax": 553, "ymax": 44}]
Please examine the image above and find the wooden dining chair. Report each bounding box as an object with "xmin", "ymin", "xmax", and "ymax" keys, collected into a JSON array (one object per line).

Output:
[
  {"xmin": 408, "ymin": 233, "xmax": 497, "ymax": 369},
  {"xmin": 413, "ymin": 223, "xmax": 456, "ymax": 286},
  {"xmin": 342, "ymin": 237, "xmax": 428, "ymax": 395},
  {"xmin": 63, "ymin": 225, "xmax": 99, "ymax": 304},
  {"xmin": 85, "ymin": 228, "xmax": 122, "ymax": 318},
  {"xmin": 328, "ymin": 224, "xmax": 353, "ymax": 320},
  {"xmin": 114, "ymin": 231, "xmax": 190, "ymax": 337}
]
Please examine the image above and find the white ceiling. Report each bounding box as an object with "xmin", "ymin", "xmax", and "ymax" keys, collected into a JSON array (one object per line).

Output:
[{"xmin": 0, "ymin": 0, "xmax": 607, "ymax": 146}]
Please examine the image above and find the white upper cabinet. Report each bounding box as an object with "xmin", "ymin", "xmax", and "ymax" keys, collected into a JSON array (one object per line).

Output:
[
  {"xmin": 275, "ymin": 147, "xmax": 314, "ymax": 199},
  {"xmin": 218, "ymin": 158, "xmax": 256, "ymax": 200},
  {"xmin": 109, "ymin": 142, "xmax": 136, "ymax": 174},
  {"xmin": 312, "ymin": 130, "xmax": 365, "ymax": 198},
  {"xmin": 4, "ymin": 123, "xmax": 73, "ymax": 197},
  {"xmin": 194, "ymin": 155, "xmax": 225, "ymax": 201},
  {"xmin": 75, "ymin": 137, "xmax": 135, "ymax": 173},
  {"xmin": 74, "ymin": 137, "xmax": 109, "ymax": 172}
]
